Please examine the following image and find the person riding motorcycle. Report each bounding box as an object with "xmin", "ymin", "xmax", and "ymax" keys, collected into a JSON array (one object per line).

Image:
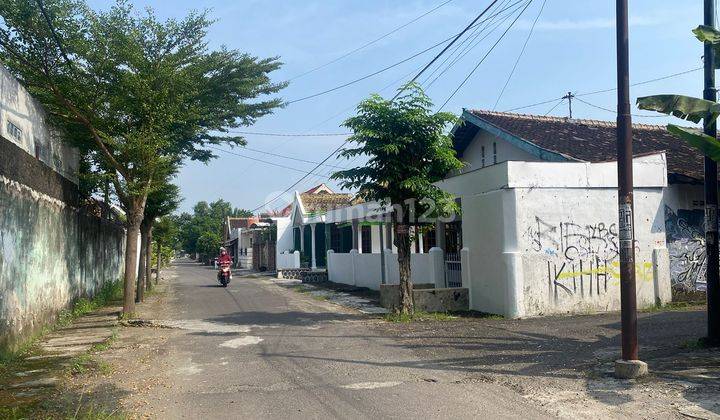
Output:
[{"xmin": 217, "ymin": 248, "xmax": 232, "ymax": 283}]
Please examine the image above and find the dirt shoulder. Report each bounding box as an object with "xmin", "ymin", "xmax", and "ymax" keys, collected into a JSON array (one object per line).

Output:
[{"xmin": 371, "ymin": 306, "xmax": 720, "ymax": 419}]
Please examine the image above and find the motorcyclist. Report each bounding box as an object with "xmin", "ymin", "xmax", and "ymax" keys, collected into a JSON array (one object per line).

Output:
[{"xmin": 217, "ymin": 247, "xmax": 233, "ymax": 283}]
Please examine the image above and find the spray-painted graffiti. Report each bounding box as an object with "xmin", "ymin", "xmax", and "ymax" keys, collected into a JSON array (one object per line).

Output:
[
  {"xmin": 526, "ymin": 217, "xmax": 652, "ymax": 302},
  {"xmin": 665, "ymin": 206, "xmax": 706, "ymax": 292}
]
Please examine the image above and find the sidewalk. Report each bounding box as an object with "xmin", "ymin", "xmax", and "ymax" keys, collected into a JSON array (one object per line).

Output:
[
  {"xmin": 0, "ymin": 306, "xmax": 121, "ymax": 418},
  {"xmin": 374, "ymin": 306, "xmax": 720, "ymax": 419}
]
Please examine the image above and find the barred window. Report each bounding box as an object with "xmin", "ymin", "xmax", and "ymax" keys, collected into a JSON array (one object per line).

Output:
[{"xmin": 6, "ymin": 120, "xmax": 22, "ymax": 142}]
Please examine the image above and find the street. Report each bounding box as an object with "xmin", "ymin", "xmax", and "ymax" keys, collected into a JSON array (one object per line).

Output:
[{"xmin": 110, "ymin": 260, "xmax": 550, "ymax": 418}]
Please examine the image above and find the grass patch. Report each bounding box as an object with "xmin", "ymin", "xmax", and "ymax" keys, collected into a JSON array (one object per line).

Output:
[
  {"xmin": 0, "ymin": 402, "xmax": 125, "ymax": 420},
  {"xmin": 642, "ymin": 301, "xmax": 701, "ymax": 313},
  {"xmin": 384, "ymin": 311, "xmax": 459, "ymax": 323}
]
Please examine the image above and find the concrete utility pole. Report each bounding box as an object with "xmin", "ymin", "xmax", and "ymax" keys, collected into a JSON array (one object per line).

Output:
[
  {"xmin": 614, "ymin": 0, "xmax": 647, "ymax": 379},
  {"xmin": 703, "ymin": 0, "xmax": 720, "ymax": 345}
]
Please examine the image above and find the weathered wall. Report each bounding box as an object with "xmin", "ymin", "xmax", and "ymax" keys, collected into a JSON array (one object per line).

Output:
[
  {"xmin": 663, "ymin": 183, "xmax": 706, "ymax": 292},
  {"xmin": 455, "ymin": 154, "xmax": 671, "ymax": 318},
  {"xmin": 0, "ymin": 174, "xmax": 125, "ymax": 352}
]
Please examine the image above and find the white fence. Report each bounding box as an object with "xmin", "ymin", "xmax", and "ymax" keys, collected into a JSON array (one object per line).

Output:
[
  {"xmin": 327, "ymin": 248, "xmax": 446, "ymax": 290},
  {"xmin": 277, "ymin": 250, "xmax": 300, "ymax": 269}
]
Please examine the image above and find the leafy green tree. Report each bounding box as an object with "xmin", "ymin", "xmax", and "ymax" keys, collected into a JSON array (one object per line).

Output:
[
  {"xmin": 196, "ymin": 231, "xmax": 222, "ymax": 263},
  {"xmin": 153, "ymin": 215, "xmax": 179, "ymax": 284},
  {"xmin": 332, "ymin": 84, "xmax": 463, "ymax": 314},
  {"xmin": 137, "ymin": 181, "xmax": 181, "ymax": 301},
  {"xmin": 0, "ymin": 0, "xmax": 285, "ymax": 314},
  {"xmin": 638, "ymin": 25, "xmax": 720, "ymax": 157}
]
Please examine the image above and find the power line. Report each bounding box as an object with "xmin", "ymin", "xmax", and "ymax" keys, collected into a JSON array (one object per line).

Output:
[
  {"xmin": 492, "ymin": 0, "xmax": 547, "ymax": 110},
  {"xmin": 288, "ymin": 0, "xmax": 454, "ymax": 81},
  {"xmin": 543, "ymin": 98, "xmax": 564, "ymax": 116},
  {"xmin": 238, "ymin": 145, "xmax": 348, "ymax": 169},
  {"xmin": 226, "ymin": 130, "xmax": 350, "ymax": 137},
  {"xmin": 287, "ymin": 0, "xmax": 508, "ymax": 105},
  {"xmin": 573, "ymin": 97, "xmax": 666, "ymax": 118},
  {"xmin": 392, "ymin": 0, "xmax": 501, "ymax": 100},
  {"xmin": 501, "ymin": 67, "xmax": 703, "ymax": 113},
  {"xmin": 440, "ymin": 0, "xmax": 533, "ymax": 110},
  {"xmin": 206, "ymin": 145, "xmax": 333, "ymax": 177},
  {"xmin": 248, "ymin": 142, "xmax": 347, "ymax": 213},
  {"xmin": 425, "ymin": 0, "xmax": 528, "ymax": 90}
]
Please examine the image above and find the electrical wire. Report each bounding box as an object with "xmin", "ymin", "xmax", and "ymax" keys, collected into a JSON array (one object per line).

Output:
[
  {"xmin": 425, "ymin": 0, "xmax": 529, "ymax": 90},
  {"xmin": 288, "ymin": 0, "xmax": 454, "ymax": 81},
  {"xmin": 225, "ymin": 130, "xmax": 350, "ymax": 137},
  {"xmin": 439, "ymin": 0, "xmax": 533, "ymax": 110},
  {"xmin": 573, "ymin": 97, "xmax": 667, "ymax": 118},
  {"xmin": 492, "ymin": 0, "xmax": 547, "ymax": 110},
  {"xmin": 205, "ymin": 145, "xmax": 334, "ymax": 177},
  {"xmin": 543, "ymin": 98, "xmax": 565, "ymax": 116}
]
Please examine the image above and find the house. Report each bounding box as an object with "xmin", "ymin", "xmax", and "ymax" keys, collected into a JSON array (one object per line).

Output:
[
  {"xmin": 452, "ymin": 110, "xmax": 706, "ymax": 293},
  {"xmin": 223, "ymin": 216, "xmax": 259, "ymax": 268}
]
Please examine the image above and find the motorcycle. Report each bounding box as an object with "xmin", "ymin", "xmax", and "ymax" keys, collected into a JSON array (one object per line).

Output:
[{"xmin": 217, "ymin": 262, "xmax": 232, "ymax": 287}]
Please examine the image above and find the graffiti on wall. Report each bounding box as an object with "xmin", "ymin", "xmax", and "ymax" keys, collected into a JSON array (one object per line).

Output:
[
  {"xmin": 665, "ymin": 206, "xmax": 706, "ymax": 292},
  {"xmin": 526, "ymin": 217, "xmax": 652, "ymax": 302}
]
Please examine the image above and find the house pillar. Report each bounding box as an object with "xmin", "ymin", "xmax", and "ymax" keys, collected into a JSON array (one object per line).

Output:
[
  {"xmin": 300, "ymin": 225, "xmax": 305, "ymax": 252},
  {"xmin": 418, "ymin": 230, "xmax": 425, "ymax": 254},
  {"xmin": 435, "ymin": 220, "xmax": 446, "ymax": 251},
  {"xmin": 310, "ymin": 223, "xmax": 317, "ymax": 269},
  {"xmin": 352, "ymin": 220, "xmax": 359, "ymax": 252}
]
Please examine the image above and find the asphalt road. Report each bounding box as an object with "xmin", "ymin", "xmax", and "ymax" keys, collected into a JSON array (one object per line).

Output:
[{"xmin": 139, "ymin": 260, "xmax": 550, "ymax": 419}]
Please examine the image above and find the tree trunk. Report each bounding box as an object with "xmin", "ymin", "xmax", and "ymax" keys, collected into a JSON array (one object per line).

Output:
[
  {"xmin": 145, "ymin": 222, "xmax": 153, "ymax": 292},
  {"xmin": 122, "ymin": 197, "xmax": 146, "ymax": 316},
  {"xmin": 394, "ymin": 222, "xmax": 414, "ymax": 314},
  {"xmin": 156, "ymin": 242, "xmax": 162, "ymax": 285}
]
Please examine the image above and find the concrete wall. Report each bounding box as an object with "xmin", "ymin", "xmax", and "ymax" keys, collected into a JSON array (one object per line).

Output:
[
  {"xmin": 274, "ymin": 217, "xmax": 294, "ymax": 264},
  {"xmin": 277, "ymin": 251, "xmax": 300, "ymax": 270},
  {"xmin": 455, "ymin": 154, "xmax": 671, "ymax": 318},
  {"xmin": 0, "ymin": 65, "xmax": 78, "ymax": 184},
  {"xmin": 457, "ymin": 130, "xmax": 538, "ymax": 175},
  {"xmin": 663, "ymin": 183, "xmax": 707, "ymax": 292},
  {"xmin": 0, "ymin": 174, "xmax": 125, "ymax": 352},
  {"xmin": 327, "ymin": 249, "xmax": 444, "ymax": 290}
]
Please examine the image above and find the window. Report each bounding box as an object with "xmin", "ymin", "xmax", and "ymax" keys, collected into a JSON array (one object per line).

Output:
[
  {"xmin": 34, "ymin": 142, "xmax": 43, "ymax": 160},
  {"xmin": 6, "ymin": 120, "xmax": 22, "ymax": 142},
  {"xmin": 481, "ymin": 146, "xmax": 485, "ymax": 167},
  {"xmin": 361, "ymin": 225, "xmax": 372, "ymax": 254},
  {"xmin": 493, "ymin": 142, "xmax": 497, "ymax": 164}
]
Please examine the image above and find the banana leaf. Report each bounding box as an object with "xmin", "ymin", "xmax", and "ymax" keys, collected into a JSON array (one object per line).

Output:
[
  {"xmin": 667, "ymin": 124, "xmax": 720, "ymax": 162},
  {"xmin": 637, "ymin": 94, "xmax": 720, "ymax": 124},
  {"xmin": 693, "ymin": 25, "xmax": 720, "ymax": 68}
]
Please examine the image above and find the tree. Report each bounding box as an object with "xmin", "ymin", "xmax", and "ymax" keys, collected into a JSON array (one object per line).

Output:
[
  {"xmin": 137, "ymin": 181, "xmax": 181, "ymax": 302},
  {"xmin": 176, "ymin": 199, "xmax": 251, "ymax": 260},
  {"xmin": 153, "ymin": 216, "xmax": 179, "ymax": 285},
  {"xmin": 0, "ymin": 0, "xmax": 285, "ymax": 314},
  {"xmin": 196, "ymin": 231, "xmax": 222, "ymax": 264},
  {"xmin": 637, "ymin": 26, "xmax": 720, "ymax": 156},
  {"xmin": 331, "ymin": 84, "xmax": 463, "ymax": 314}
]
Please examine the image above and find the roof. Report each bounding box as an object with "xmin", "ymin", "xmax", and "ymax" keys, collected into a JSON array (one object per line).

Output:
[
  {"xmin": 299, "ymin": 191, "xmax": 355, "ymax": 215},
  {"xmin": 279, "ymin": 183, "xmax": 341, "ymax": 216},
  {"xmin": 227, "ymin": 217, "xmax": 260, "ymax": 230},
  {"xmin": 457, "ymin": 110, "xmax": 706, "ymax": 182}
]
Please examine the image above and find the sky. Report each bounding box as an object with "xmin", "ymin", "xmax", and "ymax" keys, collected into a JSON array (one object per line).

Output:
[{"xmin": 87, "ymin": 0, "xmax": 707, "ymax": 214}]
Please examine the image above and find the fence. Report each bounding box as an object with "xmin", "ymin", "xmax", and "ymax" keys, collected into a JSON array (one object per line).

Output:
[
  {"xmin": 277, "ymin": 250, "xmax": 301, "ymax": 269},
  {"xmin": 327, "ymin": 248, "xmax": 448, "ymax": 290}
]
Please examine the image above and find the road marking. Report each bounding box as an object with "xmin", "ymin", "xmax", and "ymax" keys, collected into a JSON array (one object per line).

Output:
[
  {"xmin": 219, "ymin": 336, "xmax": 264, "ymax": 348},
  {"xmin": 157, "ymin": 320, "xmax": 251, "ymax": 334},
  {"xmin": 341, "ymin": 381, "xmax": 403, "ymax": 390}
]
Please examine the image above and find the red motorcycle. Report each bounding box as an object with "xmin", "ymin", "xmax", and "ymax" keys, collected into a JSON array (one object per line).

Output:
[{"xmin": 217, "ymin": 261, "xmax": 232, "ymax": 287}]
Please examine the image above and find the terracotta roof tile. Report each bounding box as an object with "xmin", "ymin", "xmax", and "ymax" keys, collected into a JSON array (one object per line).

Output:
[
  {"xmin": 466, "ymin": 110, "xmax": 705, "ymax": 181},
  {"xmin": 300, "ymin": 192, "xmax": 354, "ymax": 214}
]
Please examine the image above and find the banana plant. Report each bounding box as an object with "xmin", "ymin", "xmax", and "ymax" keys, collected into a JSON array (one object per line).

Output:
[{"xmin": 637, "ymin": 25, "xmax": 720, "ymax": 161}]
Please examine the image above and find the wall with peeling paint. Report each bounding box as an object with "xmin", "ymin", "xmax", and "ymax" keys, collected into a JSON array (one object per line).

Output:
[
  {"xmin": 0, "ymin": 66, "xmax": 125, "ymax": 352},
  {"xmin": 440, "ymin": 153, "xmax": 672, "ymax": 318}
]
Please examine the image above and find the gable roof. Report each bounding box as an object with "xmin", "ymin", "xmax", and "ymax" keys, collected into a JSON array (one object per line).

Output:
[
  {"xmin": 227, "ymin": 217, "xmax": 260, "ymax": 230},
  {"xmin": 299, "ymin": 191, "xmax": 356, "ymax": 214},
  {"xmin": 456, "ymin": 109, "xmax": 705, "ymax": 182},
  {"xmin": 280, "ymin": 183, "xmax": 344, "ymax": 216}
]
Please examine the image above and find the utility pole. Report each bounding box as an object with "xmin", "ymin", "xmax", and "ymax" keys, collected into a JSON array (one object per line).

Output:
[
  {"xmin": 614, "ymin": 0, "xmax": 647, "ymax": 379},
  {"xmin": 703, "ymin": 0, "xmax": 720, "ymax": 346},
  {"xmin": 562, "ymin": 91, "xmax": 574, "ymax": 118}
]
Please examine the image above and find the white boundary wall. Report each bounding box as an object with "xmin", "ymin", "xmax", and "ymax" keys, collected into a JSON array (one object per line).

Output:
[
  {"xmin": 327, "ymin": 248, "xmax": 445, "ymax": 290},
  {"xmin": 277, "ymin": 250, "xmax": 300, "ymax": 269}
]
